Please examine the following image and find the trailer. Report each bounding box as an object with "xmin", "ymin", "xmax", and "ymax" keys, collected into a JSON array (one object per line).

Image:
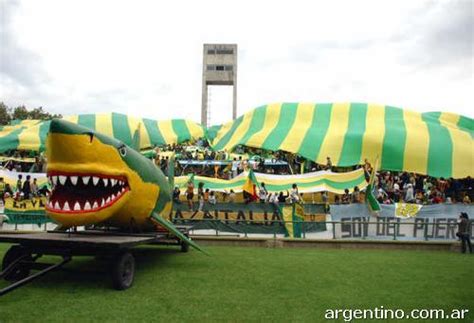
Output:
[{"xmin": 0, "ymin": 227, "xmax": 191, "ymax": 297}]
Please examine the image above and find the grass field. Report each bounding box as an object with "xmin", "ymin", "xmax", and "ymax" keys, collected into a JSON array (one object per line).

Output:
[{"xmin": 0, "ymin": 244, "xmax": 473, "ymax": 322}]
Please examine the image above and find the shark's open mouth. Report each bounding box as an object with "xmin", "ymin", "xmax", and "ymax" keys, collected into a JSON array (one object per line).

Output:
[{"xmin": 46, "ymin": 172, "xmax": 130, "ymax": 213}]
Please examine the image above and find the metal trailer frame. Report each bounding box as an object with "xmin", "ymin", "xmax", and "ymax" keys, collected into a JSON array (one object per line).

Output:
[{"xmin": 0, "ymin": 227, "xmax": 191, "ymax": 297}]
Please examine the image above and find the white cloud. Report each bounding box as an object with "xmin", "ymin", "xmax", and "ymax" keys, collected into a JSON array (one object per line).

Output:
[{"xmin": 1, "ymin": 0, "xmax": 472, "ymax": 122}]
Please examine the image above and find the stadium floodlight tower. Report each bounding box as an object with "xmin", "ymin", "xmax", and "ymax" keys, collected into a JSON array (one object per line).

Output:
[{"xmin": 201, "ymin": 43, "xmax": 238, "ymax": 127}]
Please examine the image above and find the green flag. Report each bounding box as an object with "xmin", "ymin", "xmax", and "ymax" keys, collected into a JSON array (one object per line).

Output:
[
  {"xmin": 365, "ymin": 157, "xmax": 381, "ymax": 213},
  {"xmin": 281, "ymin": 202, "xmax": 305, "ymax": 238}
]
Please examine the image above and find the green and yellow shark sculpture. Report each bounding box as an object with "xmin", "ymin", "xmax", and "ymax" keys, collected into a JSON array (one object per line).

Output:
[{"xmin": 45, "ymin": 119, "xmax": 204, "ymax": 253}]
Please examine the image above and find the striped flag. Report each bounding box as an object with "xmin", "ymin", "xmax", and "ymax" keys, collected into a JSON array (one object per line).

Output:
[
  {"xmin": 242, "ymin": 169, "xmax": 259, "ymax": 201},
  {"xmin": 281, "ymin": 203, "xmax": 305, "ymax": 238}
]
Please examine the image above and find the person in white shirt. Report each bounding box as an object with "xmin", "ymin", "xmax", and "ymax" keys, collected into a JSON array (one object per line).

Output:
[
  {"xmin": 405, "ymin": 184, "xmax": 414, "ymax": 203},
  {"xmin": 289, "ymin": 184, "xmax": 300, "ymax": 203},
  {"xmin": 208, "ymin": 191, "xmax": 217, "ymax": 205},
  {"xmin": 258, "ymin": 182, "xmax": 268, "ymax": 203},
  {"xmin": 231, "ymin": 158, "xmax": 239, "ymax": 178}
]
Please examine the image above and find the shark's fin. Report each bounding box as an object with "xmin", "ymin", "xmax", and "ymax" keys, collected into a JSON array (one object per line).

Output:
[
  {"xmin": 131, "ymin": 123, "xmax": 141, "ymax": 152},
  {"xmin": 150, "ymin": 212, "xmax": 209, "ymax": 255}
]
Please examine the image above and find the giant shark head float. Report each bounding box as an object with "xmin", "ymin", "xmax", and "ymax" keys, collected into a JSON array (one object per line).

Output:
[{"xmin": 45, "ymin": 119, "xmax": 204, "ymax": 252}]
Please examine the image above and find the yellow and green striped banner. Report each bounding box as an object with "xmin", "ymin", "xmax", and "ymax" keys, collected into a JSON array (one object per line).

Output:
[
  {"xmin": 210, "ymin": 103, "xmax": 473, "ymax": 179},
  {"xmin": 174, "ymin": 168, "xmax": 367, "ymax": 194},
  {"xmin": 0, "ymin": 113, "xmax": 205, "ymax": 153}
]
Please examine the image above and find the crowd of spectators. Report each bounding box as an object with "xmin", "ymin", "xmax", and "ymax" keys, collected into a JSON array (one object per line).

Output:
[
  {"xmin": 371, "ymin": 171, "xmax": 472, "ymax": 205},
  {"xmin": 0, "ymin": 174, "xmax": 50, "ymax": 205},
  {"xmin": 1, "ymin": 145, "xmax": 472, "ymax": 206},
  {"xmin": 331, "ymin": 159, "xmax": 473, "ymax": 205}
]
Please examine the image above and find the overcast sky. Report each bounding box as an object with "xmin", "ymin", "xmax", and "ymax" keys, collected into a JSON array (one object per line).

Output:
[{"xmin": 1, "ymin": 0, "xmax": 473, "ymax": 124}]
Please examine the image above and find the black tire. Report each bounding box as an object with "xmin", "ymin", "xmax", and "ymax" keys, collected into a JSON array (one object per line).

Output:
[
  {"xmin": 111, "ymin": 252, "xmax": 135, "ymax": 290},
  {"xmin": 180, "ymin": 241, "xmax": 189, "ymax": 253},
  {"xmin": 2, "ymin": 246, "xmax": 33, "ymax": 282}
]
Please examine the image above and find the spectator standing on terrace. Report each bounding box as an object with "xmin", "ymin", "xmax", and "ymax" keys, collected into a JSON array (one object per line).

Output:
[
  {"xmin": 186, "ymin": 180, "xmax": 194, "ymax": 211},
  {"xmin": 321, "ymin": 191, "xmax": 329, "ymax": 204},
  {"xmin": 238, "ymin": 156, "xmax": 244, "ymax": 174},
  {"xmin": 352, "ymin": 186, "xmax": 361, "ymax": 203},
  {"xmin": 208, "ymin": 191, "xmax": 217, "ymax": 205},
  {"xmin": 173, "ymin": 186, "xmax": 181, "ymax": 204},
  {"xmin": 278, "ymin": 191, "xmax": 289, "ymax": 203},
  {"xmin": 463, "ymin": 194, "xmax": 471, "ymax": 204},
  {"xmin": 231, "ymin": 158, "xmax": 238, "ymax": 178},
  {"xmin": 393, "ymin": 179, "xmax": 401, "ymax": 202},
  {"xmin": 290, "ymin": 184, "xmax": 300, "ymax": 203},
  {"xmin": 457, "ymin": 212, "xmax": 472, "ymax": 253},
  {"xmin": 197, "ymin": 182, "xmax": 205, "ymax": 211},
  {"xmin": 16, "ymin": 174, "xmax": 23, "ymax": 193},
  {"xmin": 242, "ymin": 159, "xmax": 249, "ymax": 172},
  {"xmin": 363, "ymin": 158, "xmax": 372, "ymax": 179},
  {"xmin": 342, "ymin": 189, "xmax": 351, "ymax": 204},
  {"xmin": 22, "ymin": 175, "xmax": 31, "ymax": 199},
  {"xmin": 437, "ymin": 177, "xmax": 448, "ymax": 198},
  {"xmin": 31, "ymin": 178, "xmax": 38, "ymax": 196},
  {"xmin": 228, "ymin": 189, "xmax": 236, "ymax": 203},
  {"xmin": 405, "ymin": 184, "xmax": 415, "ymax": 203},
  {"xmin": 258, "ymin": 182, "xmax": 268, "ymax": 203},
  {"xmin": 267, "ymin": 193, "xmax": 278, "ymax": 206}
]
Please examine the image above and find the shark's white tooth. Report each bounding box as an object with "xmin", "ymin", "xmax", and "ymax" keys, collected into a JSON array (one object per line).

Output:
[
  {"xmin": 118, "ymin": 180, "xmax": 123, "ymax": 186},
  {"xmin": 59, "ymin": 175, "xmax": 67, "ymax": 185},
  {"xmin": 74, "ymin": 201, "xmax": 81, "ymax": 211},
  {"xmin": 101, "ymin": 198, "xmax": 105, "ymax": 207},
  {"xmin": 105, "ymin": 196, "xmax": 111, "ymax": 204},
  {"xmin": 84, "ymin": 201, "xmax": 91, "ymax": 211},
  {"xmin": 63, "ymin": 201, "xmax": 70, "ymax": 211},
  {"xmin": 116, "ymin": 190, "xmax": 121, "ymax": 197},
  {"xmin": 121, "ymin": 187, "xmax": 125, "ymax": 193},
  {"xmin": 70, "ymin": 176, "xmax": 78, "ymax": 186},
  {"xmin": 82, "ymin": 176, "xmax": 90, "ymax": 185},
  {"xmin": 54, "ymin": 201, "xmax": 61, "ymax": 210},
  {"xmin": 47, "ymin": 200, "xmax": 52, "ymax": 208},
  {"xmin": 92, "ymin": 201, "xmax": 99, "ymax": 209},
  {"xmin": 111, "ymin": 194, "xmax": 116, "ymax": 200},
  {"xmin": 111, "ymin": 179, "xmax": 117, "ymax": 186},
  {"xmin": 92, "ymin": 176, "xmax": 100, "ymax": 186},
  {"xmin": 103, "ymin": 178, "xmax": 109, "ymax": 187},
  {"xmin": 52, "ymin": 176, "xmax": 58, "ymax": 185}
]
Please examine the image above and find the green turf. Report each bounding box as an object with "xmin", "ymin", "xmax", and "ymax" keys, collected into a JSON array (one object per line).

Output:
[{"xmin": 0, "ymin": 244, "xmax": 473, "ymax": 322}]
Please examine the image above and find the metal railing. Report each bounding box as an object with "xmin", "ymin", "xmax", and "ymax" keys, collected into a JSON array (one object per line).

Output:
[{"xmin": 1, "ymin": 213, "xmax": 471, "ymax": 242}]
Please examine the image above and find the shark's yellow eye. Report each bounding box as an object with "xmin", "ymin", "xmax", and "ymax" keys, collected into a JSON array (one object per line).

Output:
[{"xmin": 119, "ymin": 146, "xmax": 127, "ymax": 157}]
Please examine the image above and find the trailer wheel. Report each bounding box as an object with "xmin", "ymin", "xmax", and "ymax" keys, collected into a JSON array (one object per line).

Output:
[
  {"xmin": 180, "ymin": 241, "xmax": 189, "ymax": 253},
  {"xmin": 111, "ymin": 252, "xmax": 135, "ymax": 290},
  {"xmin": 2, "ymin": 246, "xmax": 33, "ymax": 282}
]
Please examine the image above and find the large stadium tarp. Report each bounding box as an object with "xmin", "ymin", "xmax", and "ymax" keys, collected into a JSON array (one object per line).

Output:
[
  {"xmin": 210, "ymin": 103, "xmax": 473, "ymax": 179},
  {"xmin": 0, "ymin": 112, "xmax": 205, "ymax": 152},
  {"xmin": 175, "ymin": 168, "xmax": 368, "ymax": 194}
]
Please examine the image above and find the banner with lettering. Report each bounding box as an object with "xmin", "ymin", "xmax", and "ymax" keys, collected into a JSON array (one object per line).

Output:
[{"xmin": 330, "ymin": 204, "xmax": 474, "ymax": 240}]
